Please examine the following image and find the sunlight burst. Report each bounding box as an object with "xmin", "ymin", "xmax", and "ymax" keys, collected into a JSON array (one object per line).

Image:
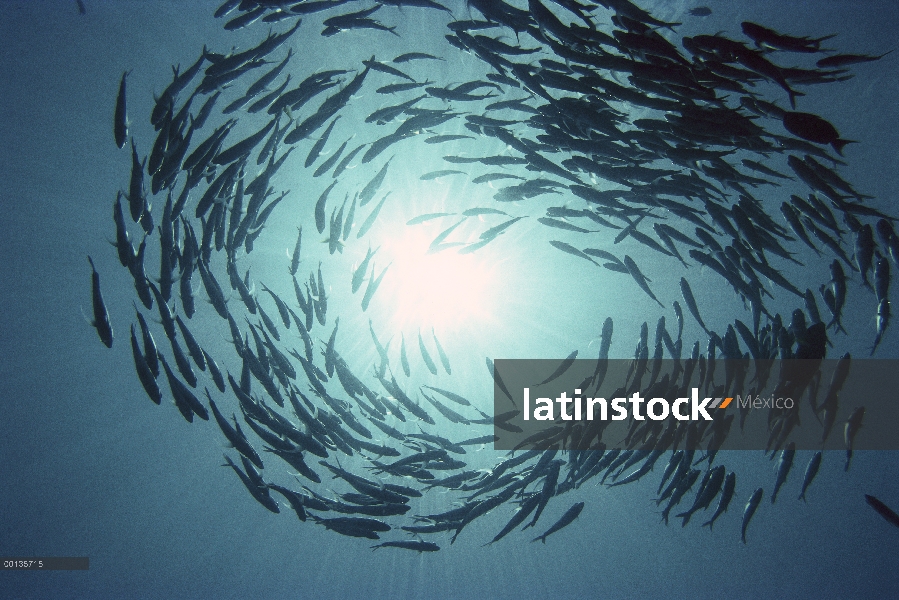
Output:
[{"xmin": 377, "ymin": 227, "xmax": 496, "ymax": 330}]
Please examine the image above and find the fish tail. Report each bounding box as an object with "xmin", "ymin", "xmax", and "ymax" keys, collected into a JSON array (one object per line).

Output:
[{"xmin": 831, "ymin": 139, "xmax": 858, "ymax": 156}]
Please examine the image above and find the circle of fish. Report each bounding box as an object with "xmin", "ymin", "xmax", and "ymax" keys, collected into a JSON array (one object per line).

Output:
[{"xmin": 95, "ymin": 0, "xmax": 897, "ymax": 550}]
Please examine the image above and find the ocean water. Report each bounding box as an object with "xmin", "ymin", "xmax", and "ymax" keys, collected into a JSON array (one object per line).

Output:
[{"xmin": 1, "ymin": 1, "xmax": 898, "ymax": 598}]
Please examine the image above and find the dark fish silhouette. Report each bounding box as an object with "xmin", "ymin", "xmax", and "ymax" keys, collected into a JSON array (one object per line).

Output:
[
  {"xmin": 865, "ymin": 495, "xmax": 899, "ymax": 528},
  {"xmin": 371, "ymin": 540, "xmax": 440, "ymax": 552},
  {"xmin": 741, "ymin": 488, "xmax": 764, "ymax": 544},
  {"xmin": 817, "ymin": 50, "xmax": 893, "ymax": 68},
  {"xmin": 798, "ymin": 452, "xmax": 822, "ymax": 502},
  {"xmin": 531, "ymin": 502, "xmax": 585, "ymax": 544},
  {"xmin": 114, "ymin": 70, "xmax": 130, "ymax": 149},
  {"xmin": 87, "ymin": 257, "xmax": 113, "ymax": 348},
  {"xmin": 783, "ymin": 112, "xmax": 856, "ymax": 156}
]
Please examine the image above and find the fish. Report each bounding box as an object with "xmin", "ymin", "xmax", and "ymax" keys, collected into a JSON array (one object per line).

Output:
[
  {"xmin": 175, "ymin": 315, "xmax": 206, "ymax": 372},
  {"xmin": 871, "ymin": 298, "xmax": 890, "ymax": 355},
  {"xmin": 680, "ymin": 277, "xmax": 710, "ymax": 335},
  {"xmin": 306, "ymin": 117, "xmax": 340, "ymax": 168},
  {"xmin": 358, "ymin": 158, "xmax": 393, "ymax": 207},
  {"xmin": 312, "ymin": 513, "xmax": 391, "ymax": 539},
  {"xmin": 407, "ymin": 212, "xmax": 455, "ymax": 225},
  {"xmin": 214, "ymin": 116, "xmax": 277, "ymax": 165},
  {"xmin": 331, "ymin": 143, "xmax": 366, "ymax": 179},
  {"xmin": 114, "ymin": 70, "xmax": 130, "ymax": 149},
  {"xmin": 844, "ymin": 407, "xmax": 865, "ymax": 471},
  {"xmin": 485, "ymin": 495, "xmax": 541, "ymax": 546},
  {"xmin": 432, "ymin": 330, "xmax": 451, "ymax": 375},
  {"xmin": 371, "ymin": 540, "xmax": 440, "ymax": 552},
  {"xmin": 741, "ymin": 21, "xmax": 834, "ymax": 53},
  {"xmin": 133, "ymin": 309, "xmax": 159, "ymax": 378},
  {"xmin": 425, "ymin": 134, "xmax": 473, "ymax": 144},
  {"xmin": 702, "ymin": 472, "xmax": 736, "ymax": 530},
  {"xmin": 487, "ymin": 357, "xmax": 517, "ymax": 408},
  {"xmin": 420, "ymin": 170, "xmax": 466, "ymax": 180},
  {"xmin": 538, "ymin": 217, "xmax": 597, "ymax": 234},
  {"xmin": 741, "ymin": 488, "xmax": 764, "ymax": 544},
  {"xmin": 361, "ymin": 263, "xmax": 389, "ymax": 312},
  {"xmin": 342, "ymin": 194, "xmax": 358, "ymax": 241},
  {"xmin": 798, "ymin": 452, "xmax": 822, "ymax": 502},
  {"xmin": 531, "ymin": 502, "xmax": 585, "ymax": 544},
  {"xmin": 130, "ymin": 324, "xmax": 161, "ymax": 405},
  {"xmin": 854, "ymin": 224, "xmax": 875, "ymax": 289},
  {"xmin": 352, "ymin": 247, "xmax": 378, "ymax": 294},
  {"xmin": 783, "ymin": 112, "xmax": 856, "ymax": 156},
  {"xmin": 428, "ymin": 219, "xmax": 467, "ymax": 253},
  {"xmin": 222, "ymin": 454, "xmax": 279, "ymax": 514},
  {"xmin": 399, "ymin": 333, "xmax": 411, "ymax": 377},
  {"xmin": 624, "ymin": 256, "xmax": 664, "ymax": 308},
  {"xmin": 478, "ymin": 217, "xmax": 523, "ymax": 242},
  {"xmin": 304, "ymin": 122, "xmax": 346, "ymax": 168},
  {"xmin": 288, "ymin": 227, "xmax": 303, "ymax": 276},
  {"xmin": 367, "ymin": 95, "xmax": 427, "ymax": 125},
  {"xmin": 315, "ymin": 181, "xmax": 338, "ymax": 234},
  {"xmin": 112, "ymin": 192, "xmax": 135, "ymax": 270},
  {"xmin": 874, "ymin": 252, "xmax": 890, "ymax": 303},
  {"xmin": 865, "ymin": 495, "xmax": 899, "ymax": 528},
  {"xmin": 536, "ymin": 351, "xmax": 578, "ymax": 387},
  {"xmin": 202, "ymin": 349, "xmax": 226, "ymax": 394},
  {"xmin": 356, "ymin": 193, "xmax": 390, "ymax": 239},
  {"xmin": 418, "ymin": 331, "xmax": 438, "ymax": 375},
  {"xmin": 771, "ymin": 442, "xmax": 795, "ymax": 503},
  {"xmin": 423, "ymin": 385, "xmax": 471, "ymax": 407},
  {"xmin": 126, "ymin": 140, "xmax": 147, "ymax": 222},
  {"xmin": 462, "ymin": 207, "xmax": 508, "ymax": 217},
  {"xmin": 376, "ymin": 81, "xmax": 430, "ymax": 94},
  {"xmin": 421, "ymin": 391, "xmax": 469, "ymax": 424},
  {"xmin": 208, "ymin": 393, "xmax": 263, "ymax": 470},
  {"xmin": 247, "ymin": 47, "xmax": 294, "ymax": 97},
  {"xmin": 362, "ymin": 56, "xmax": 415, "ymax": 82},
  {"xmin": 159, "ymin": 355, "xmax": 208, "ymax": 422},
  {"xmin": 817, "ymin": 50, "xmax": 893, "ymax": 68},
  {"xmin": 393, "ymin": 52, "xmax": 444, "ymax": 63},
  {"xmin": 87, "ymin": 257, "xmax": 113, "ymax": 348}
]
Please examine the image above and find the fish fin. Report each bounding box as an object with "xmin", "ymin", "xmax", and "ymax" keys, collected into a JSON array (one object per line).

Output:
[
  {"xmin": 831, "ymin": 139, "xmax": 858, "ymax": 156},
  {"xmin": 787, "ymin": 89, "xmax": 805, "ymax": 110},
  {"xmin": 79, "ymin": 306, "xmax": 94, "ymax": 327}
]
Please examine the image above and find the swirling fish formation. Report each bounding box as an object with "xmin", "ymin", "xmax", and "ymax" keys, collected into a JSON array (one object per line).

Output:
[{"xmin": 88, "ymin": 0, "xmax": 898, "ymax": 550}]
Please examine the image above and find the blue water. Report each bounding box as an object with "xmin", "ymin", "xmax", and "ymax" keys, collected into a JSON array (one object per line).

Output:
[{"xmin": 1, "ymin": 1, "xmax": 898, "ymax": 598}]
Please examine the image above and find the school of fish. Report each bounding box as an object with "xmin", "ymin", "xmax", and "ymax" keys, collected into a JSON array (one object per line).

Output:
[{"xmin": 88, "ymin": 0, "xmax": 899, "ymax": 550}]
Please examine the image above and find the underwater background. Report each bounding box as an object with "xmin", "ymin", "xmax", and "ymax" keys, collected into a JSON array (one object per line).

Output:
[{"xmin": 1, "ymin": 0, "xmax": 898, "ymax": 598}]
